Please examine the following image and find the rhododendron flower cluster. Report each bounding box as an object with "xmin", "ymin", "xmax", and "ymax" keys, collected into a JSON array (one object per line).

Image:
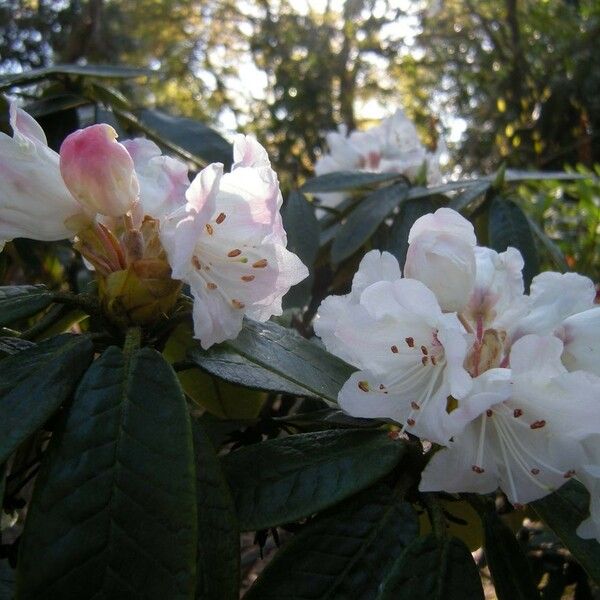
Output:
[
  {"xmin": 314, "ymin": 108, "xmax": 444, "ymax": 209},
  {"xmin": 0, "ymin": 101, "xmax": 307, "ymax": 345},
  {"xmin": 315, "ymin": 207, "xmax": 600, "ymax": 541}
]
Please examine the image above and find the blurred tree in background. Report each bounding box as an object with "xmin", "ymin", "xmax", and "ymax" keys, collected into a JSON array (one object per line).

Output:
[{"xmin": 2, "ymin": 0, "xmax": 598, "ymax": 179}]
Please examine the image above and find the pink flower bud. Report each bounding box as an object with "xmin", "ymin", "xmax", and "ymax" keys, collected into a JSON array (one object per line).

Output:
[{"xmin": 60, "ymin": 124, "xmax": 139, "ymax": 217}]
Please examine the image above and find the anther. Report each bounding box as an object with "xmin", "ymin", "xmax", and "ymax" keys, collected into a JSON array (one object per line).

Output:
[
  {"xmin": 391, "ymin": 345, "xmax": 399, "ymax": 354},
  {"xmin": 406, "ymin": 418, "xmax": 415, "ymax": 427},
  {"xmin": 405, "ymin": 337, "xmax": 415, "ymax": 348},
  {"xmin": 530, "ymin": 420, "xmax": 546, "ymax": 430},
  {"xmin": 486, "ymin": 409, "xmax": 493, "ymax": 417},
  {"xmin": 207, "ymin": 282, "xmax": 217, "ymax": 290},
  {"xmin": 228, "ymin": 249, "xmax": 242, "ymax": 257},
  {"xmin": 471, "ymin": 465, "xmax": 485, "ymax": 474},
  {"xmin": 358, "ymin": 380, "xmax": 370, "ymax": 392},
  {"xmin": 513, "ymin": 408, "xmax": 523, "ymax": 418},
  {"xmin": 411, "ymin": 402, "xmax": 420, "ymax": 410},
  {"xmin": 216, "ymin": 212, "xmax": 226, "ymax": 224},
  {"xmin": 231, "ymin": 299, "xmax": 245, "ymax": 309},
  {"xmin": 191, "ymin": 256, "xmax": 202, "ymax": 270},
  {"xmin": 253, "ymin": 259, "xmax": 268, "ymax": 268},
  {"xmin": 420, "ymin": 345, "xmax": 428, "ymax": 355},
  {"xmin": 241, "ymin": 275, "xmax": 255, "ymax": 282},
  {"xmin": 205, "ymin": 224, "xmax": 214, "ymax": 235},
  {"xmin": 531, "ymin": 468, "xmax": 540, "ymax": 475},
  {"xmin": 421, "ymin": 356, "xmax": 428, "ymax": 366}
]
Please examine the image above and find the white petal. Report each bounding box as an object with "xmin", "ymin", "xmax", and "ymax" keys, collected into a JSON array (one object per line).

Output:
[
  {"xmin": 559, "ymin": 308, "xmax": 600, "ymax": 375},
  {"xmin": 509, "ymin": 334, "xmax": 566, "ymax": 380},
  {"xmin": 122, "ymin": 138, "xmax": 189, "ymax": 218},
  {"xmin": 232, "ymin": 135, "xmax": 270, "ymax": 169},
  {"xmin": 350, "ymin": 250, "xmax": 402, "ymax": 299},
  {"xmin": 0, "ymin": 102, "xmax": 81, "ymax": 246},
  {"xmin": 408, "ymin": 207, "xmax": 476, "ymax": 246}
]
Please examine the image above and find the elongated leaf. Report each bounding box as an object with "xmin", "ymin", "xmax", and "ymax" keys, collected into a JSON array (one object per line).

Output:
[
  {"xmin": 0, "ymin": 64, "xmax": 148, "ymax": 90},
  {"xmin": 378, "ymin": 534, "xmax": 484, "ymax": 600},
  {"xmin": 190, "ymin": 319, "xmax": 354, "ymax": 404},
  {"xmin": 223, "ymin": 429, "xmax": 406, "ymax": 531},
  {"xmin": 488, "ymin": 197, "xmax": 539, "ymax": 290},
  {"xmin": 0, "ymin": 286, "xmax": 54, "ymax": 327},
  {"xmin": 17, "ymin": 347, "xmax": 197, "ymax": 599},
  {"xmin": 386, "ymin": 196, "xmax": 447, "ymax": 266},
  {"xmin": 24, "ymin": 95, "xmax": 89, "ymax": 118},
  {"xmin": 282, "ymin": 191, "xmax": 319, "ymax": 308},
  {"xmin": 531, "ymin": 480, "xmax": 600, "ymax": 584},
  {"xmin": 301, "ymin": 171, "xmax": 404, "ymax": 193},
  {"xmin": 526, "ymin": 216, "xmax": 569, "ymax": 272},
  {"xmin": 504, "ymin": 169, "xmax": 591, "ymax": 182},
  {"xmin": 331, "ymin": 183, "xmax": 409, "ymax": 263},
  {"xmin": 136, "ymin": 108, "xmax": 233, "ymax": 168},
  {"xmin": 192, "ymin": 421, "xmax": 239, "ymax": 600},
  {"xmin": 0, "ymin": 334, "xmax": 93, "ymax": 465},
  {"xmin": 0, "ymin": 560, "xmax": 15, "ymax": 600},
  {"xmin": 449, "ymin": 181, "xmax": 491, "ymax": 214},
  {"xmin": 482, "ymin": 511, "xmax": 538, "ymax": 600},
  {"xmin": 164, "ymin": 324, "xmax": 265, "ymax": 419},
  {"xmin": 244, "ymin": 484, "xmax": 418, "ymax": 599},
  {"xmin": 0, "ymin": 337, "xmax": 35, "ymax": 357}
]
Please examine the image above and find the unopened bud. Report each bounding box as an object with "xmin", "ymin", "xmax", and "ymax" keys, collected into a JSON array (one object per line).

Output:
[{"xmin": 60, "ymin": 124, "xmax": 139, "ymax": 217}]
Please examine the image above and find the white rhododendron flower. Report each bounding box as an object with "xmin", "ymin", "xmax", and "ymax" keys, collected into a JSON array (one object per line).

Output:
[
  {"xmin": 314, "ymin": 109, "xmax": 444, "ymax": 209},
  {"xmin": 0, "ymin": 105, "xmax": 308, "ymax": 347},
  {"xmin": 0, "ymin": 100, "xmax": 82, "ymax": 249},
  {"xmin": 404, "ymin": 207, "xmax": 477, "ymax": 312},
  {"xmin": 315, "ymin": 249, "xmax": 472, "ymax": 444},
  {"xmin": 316, "ymin": 206, "xmax": 600, "ymax": 540},
  {"xmin": 161, "ymin": 135, "xmax": 308, "ymax": 348},
  {"xmin": 420, "ymin": 335, "xmax": 600, "ymax": 505}
]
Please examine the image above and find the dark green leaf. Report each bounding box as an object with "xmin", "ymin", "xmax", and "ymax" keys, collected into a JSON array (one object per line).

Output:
[
  {"xmin": 0, "ymin": 560, "xmax": 15, "ymax": 600},
  {"xmin": 531, "ymin": 480, "xmax": 600, "ymax": 584},
  {"xmin": 189, "ymin": 319, "xmax": 355, "ymax": 404},
  {"xmin": 224, "ymin": 429, "xmax": 406, "ymax": 531},
  {"xmin": 24, "ymin": 95, "xmax": 89, "ymax": 118},
  {"xmin": 244, "ymin": 484, "xmax": 418, "ymax": 599},
  {"xmin": 302, "ymin": 171, "xmax": 404, "ymax": 193},
  {"xmin": 136, "ymin": 108, "xmax": 233, "ymax": 168},
  {"xmin": 0, "ymin": 286, "xmax": 54, "ymax": 327},
  {"xmin": 331, "ymin": 183, "xmax": 409, "ymax": 263},
  {"xmin": 192, "ymin": 420, "xmax": 240, "ymax": 600},
  {"xmin": 406, "ymin": 180, "xmax": 483, "ymax": 199},
  {"xmin": 0, "ymin": 337, "xmax": 35, "ymax": 357},
  {"xmin": 0, "ymin": 64, "xmax": 148, "ymax": 90},
  {"xmin": 385, "ymin": 196, "xmax": 447, "ymax": 267},
  {"xmin": 449, "ymin": 181, "xmax": 491, "ymax": 214},
  {"xmin": 378, "ymin": 534, "xmax": 484, "ymax": 600},
  {"xmin": 488, "ymin": 198, "xmax": 539, "ymax": 290},
  {"xmin": 17, "ymin": 347, "xmax": 197, "ymax": 599},
  {"xmin": 526, "ymin": 216, "xmax": 569, "ymax": 272},
  {"xmin": 282, "ymin": 191, "xmax": 319, "ymax": 308},
  {"xmin": 482, "ymin": 511, "xmax": 538, "ymax": 600},
  {"xmin": 0, "ymin": 334, "xmax": 93, "ymax": 466}
]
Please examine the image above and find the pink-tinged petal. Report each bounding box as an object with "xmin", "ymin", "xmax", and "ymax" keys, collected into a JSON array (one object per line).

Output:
[
  {"xmin": 0, "ymin": 103, "xmax": 81, "ymax": 246},
  {"xmin": 60, "ymin": 124, "xmax": 139, "ymax": 217},
  {"xmin": 185, "ymin": 162, "xmax": 223, "ymax": 216},
  {"xmin": 161, "ymin": 149, "xmax": 307, "ymax": 349},
  {"xmin": 122, "ymin": 138, "xmax": 189, "ymax": 218},
  {"xmin": 232, "ymin": 135, "xmax": 270, "ymax": 169},
  {"xmin": 559, "ymin": 307, "xmax": 600, "ymax": 375}
]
